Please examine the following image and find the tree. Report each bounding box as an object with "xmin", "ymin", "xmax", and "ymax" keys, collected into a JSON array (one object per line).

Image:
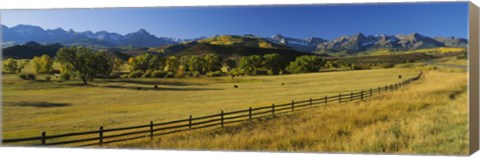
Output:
[
  {"xmin": 56, "ymin": 47, "xmax": 98, "ymax": 85},
  {"xmin": 286, "ymin": 55, "xmax": 324, "ymax": 74},
  {"xmin": 238, "ymin": 55, "xmax": 262, "ymax": 75},
  {"xmin": 262, "ymin": 53, "xmax": 284, "ymax": 75},
  {"xmin": 31, "ymin": 55, "xmax": 54, "ymax": 74},
  {"xmin": 148, "ymin": 55, "xmax": 164, "ymax": 71},
  {"xmin": 224, "ymin": 59, "xmax": 237, "ymax": 72},
  {"xmin": 113, "ymin": 58, "xmax": 124, "ymax": 73},
  {"xmin": 164, "ymin": 56, "xmax": 178, "ymax": 72},
  {"xmin": 94, "ymin": 51, "xmax": 116, "ymax": 79},
  {"xmin": 3, "ymin": 58, "xmax": 19, "ymax": 73},
  {"xmin": 17, "ymin": 60, "xmax": 29, "ymax": 73},
  {"xmin": 324, "ymin": 60, "xmax": 336, "ymax": 69},
  {"xmin": 129, "ymin": 54, "xmax": 148, "ymax": 72},
  {"xmin": 203, "ymin": 54, "xmax": 222, "ymax": 72},
  {"xmin": 178, "ymin": 56, "xmax": 191, "ymax": 72},
  {"xmin": 59, "ymin": 63, "xmax": 77, "ymax": 81},
  {"xmin": 188, "ymin": 56, "xmax": 206, "ymax": 74}
]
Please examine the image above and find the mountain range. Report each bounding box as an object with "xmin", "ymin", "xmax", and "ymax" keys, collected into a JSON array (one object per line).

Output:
[
  {"xmin": 314, "ymin": 33, "xmax": 467, "ymax": 54},
  {"xmin": 1, "ymin": 24, "xmax": 184, "ymax": 48},
  {"xmin": 1, "ymin": 24, "xmax": 468, "ymax": 54}
]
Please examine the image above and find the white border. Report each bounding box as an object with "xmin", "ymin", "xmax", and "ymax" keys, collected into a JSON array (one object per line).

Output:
[{"xmin": 0, "ymin": 0, "xmax": 478, "ymax": 157}]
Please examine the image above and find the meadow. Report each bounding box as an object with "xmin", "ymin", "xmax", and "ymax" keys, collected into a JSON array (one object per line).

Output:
[
  {"xmin": 1, "ymin": 54, "xmax": 468, "ymax": 155},
  {"xmin": 3, "ymin": 65, "xmax": 418, "ymax": 139},
  {"xmin": 109, "ymin": 68, "xmax": 468, "ymax": 155}
]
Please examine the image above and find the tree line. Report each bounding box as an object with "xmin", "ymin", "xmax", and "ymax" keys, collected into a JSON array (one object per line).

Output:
[{"xmin": 4, "ymin": 46, "xmax": 397, "ymax": 85}]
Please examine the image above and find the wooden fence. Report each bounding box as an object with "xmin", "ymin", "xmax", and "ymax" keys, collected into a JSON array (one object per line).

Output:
[{"xmin": 1, "ymin": 72, "xmax": 422, "ymax": 147}]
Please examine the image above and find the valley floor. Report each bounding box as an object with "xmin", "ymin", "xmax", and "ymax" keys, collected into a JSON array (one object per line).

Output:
[
  {"xmin": 108, "ymin": 69, "xmax": 468, "ymax": 155},
  {"xmin": 3, "ymin": 68, "xmax": 418, "ymax": 139}
]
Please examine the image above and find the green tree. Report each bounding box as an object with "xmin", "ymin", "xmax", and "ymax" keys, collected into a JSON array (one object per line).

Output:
[
  {"xmin": 3, "ymin": 58, "xmax": 19, "ymax": 73},
  {"xmin": 286, "ymin": 55, "xmax": 324, "ymax": 74},
  {"xmin": 129, "ymin": 54, "xmax": 157, "ymax": 72},
  {"xmin": 203, "ymin": 54, "xmax": 222, "ymax": 72},
  {"xmin": 94, "ymin": 51, "xmax": 116, "ymax": 79},
  {"xmin": 56, "ymin": 47, "xmax": 98, "ymax": 85},
  {"xmin": 31, "ymin": 55, "xmax": 54, "ymax": 74},
  {"xmin": 113, "ymin": 58, "xmax": 124, "ymax": 73},
  {"xmin": 164, "ymin": 56, "xmax": 178, "ymax": 72},
  {"xmin": 178, "ymin": 56, "xmax": 191, "ymax": 72},
  {"xmin": 224, "ymin": 59, "xmax": 237, "ymax": 72},
  {"xmin": 262, "ymin": 53, "xmax": 284, "ymax": 75},
  {"xmin": 188, "ymin": 56, "xmax": 206, "ymax": 74},
  {"xmin": 148, "ymin": 55, "xmax": 164, "ymax": 71},
  {"xmin": 59, "ymin": 63, "xmax": 77, "ymax": 81},
  {"xmin": 238, "ymin": 55, "xmax": 262, "ymax": 75}
]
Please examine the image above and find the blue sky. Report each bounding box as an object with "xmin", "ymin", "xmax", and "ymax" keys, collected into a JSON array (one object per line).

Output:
[{"xmin": 0, "ymin": 2, "xmax": 469, "ymax": 40}]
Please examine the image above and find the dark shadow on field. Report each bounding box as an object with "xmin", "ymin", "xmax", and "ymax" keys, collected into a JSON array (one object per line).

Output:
[
  {"xmin": 7, "ymin": 101, "xmax": 71, "ymax": 108},
  {"xmin": 101, "ymin": 85, "xmax": 223, "ymax": 91},
  {"xmin": 101, "ymin": 79, "xmax": 207, "ymax": 86}
]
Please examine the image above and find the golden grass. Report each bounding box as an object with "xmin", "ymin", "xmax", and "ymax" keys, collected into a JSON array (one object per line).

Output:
[
  {"xmin": 108, "ymin": 69, "xmax": 468, "ymax": 155},
  {"xmin": 364, "ymin": 47, "xmax": 466, "ymax": 56},
  {"xmin": 2, "ymin": 68, "xmax": 418, "ymax": 139}
]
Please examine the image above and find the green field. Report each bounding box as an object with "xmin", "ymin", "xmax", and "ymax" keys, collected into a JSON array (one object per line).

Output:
[{"xmin": 3, "ymin": 67, "xmax": 419, "ymax": 139}]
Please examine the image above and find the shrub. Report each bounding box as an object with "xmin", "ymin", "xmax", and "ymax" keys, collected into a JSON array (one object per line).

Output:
[
  {"xmin": 379, "ymin": 63, "xmax": 395, "ymax": 69},
  {"xmin": 60, "ymin": 73, "xmax": 71, "ymax": 80},
  {"xmin": 151, "ymin": 71, "xmax": 167, "ymax": 78},
  {"xmin": 352, "ymin": 63, "xmax": 372, "ymax": 70},
  {"xmin": 175, "ymin": 70, "xmax": 186, "ymax": 78},
  {"xmin": 165, "ymin": 72, "xmax": 174, "ymax": 78},
  {"xmin": 129, "ymin": 70, "xmax": 144, "ymax": 78},
  {"xmin": 19, "ymin": 73, "xmax": 36, "ymax": 80},
  {"xmin": 191, "ymin": 71, "xmax": 201, "ymax": 78},
  {"xmin": 142, "ymin": 70, "xmax": 152, "ymax": 78},
  {"xmin": 255, "ymin": 69, "xmax": 268, "ymax": 75},
  {"xmin": 45, "ymin": 76, "xmax": 52, "ymax": 81},
  {"xmin": 207, "ymin": 71, "xmax": 224, "ymax": 77},
  {"xmin": 267, "ymin": 70, "xmax": 274, "ymax": 75}
]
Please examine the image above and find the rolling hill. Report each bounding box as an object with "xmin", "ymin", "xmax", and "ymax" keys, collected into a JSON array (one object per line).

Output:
[
  {"xmin": 2, "ymin": 41, "xmax": 63, "ymax": 59},
  {"xmin": 153, "ymin": 35, "xmax": 315, "ymax": 61}
]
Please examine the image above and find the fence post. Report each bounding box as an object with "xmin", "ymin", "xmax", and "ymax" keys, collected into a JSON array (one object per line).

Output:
[
  {"xmin": 350, "ymin": 92, "xmax": 353, "ymax": 101},
  {"xmin": 378, "ymin": 87, "xmax": 381, "ymax": 93},
  {"xmin": 324, "ymin": 96, "xmax": 327, "ymax": 105},
  {"xmin": 221, "ymin": 110, "xmax": 224, "ymax": 127},
  {"xmin": 249, "ymin": 107, "xmax": 252, "ymax": 120},
  {"xmin": 370, "ymin": 88, "xmax": 372, "ymax": 97},
  {"xmin": 291, "ymin": 100, "xmax": 294, "ymax": 112},
  {"xmin": 41, "ymin": 131, "xmax": 46, "ymax": 145},
  {"xmin": 395, "ymin": 83, "xmax": 398, "ymax": 90},
  {"xmin": 361, "ymin": 90, "xmax": 364, "ymax": 100},
  {"xmin": 385, "ymin": 85, "xmax": 387, "ymax": 92},
  {"xmin": 390, "ymin": 85, "xmax": 393, "ymax": 92},
  {"xmin": 99, "ymin": 126, "xmax": 103, "ymax": 146},
  {"xmin": 310, "ymin": 97, "xmax": 313, "ymax": 108},
  {"xmin": 150, "ymin": 121, "xmax": 154, "ymax": 139},
  {"xmin": 339, "ymin": 93, "xmax": 342, "ymax": 103},
  {"xmin": 272, "ymin": 103, "xmax": 275, "ymax": 118},
  {"xmin": 189, "ymin": 115, "xmax": 192, "ymax": 129}
]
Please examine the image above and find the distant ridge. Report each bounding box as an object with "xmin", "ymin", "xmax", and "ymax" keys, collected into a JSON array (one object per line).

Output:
[{"xmin": 1, "ymin": 24, "xmax": 468, "ymax": 54}]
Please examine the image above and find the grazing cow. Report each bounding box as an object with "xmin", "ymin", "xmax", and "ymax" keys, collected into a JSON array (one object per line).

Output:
[
  {"xmin": 154, "ymin": 85, "xmax": 159, "ymax": 89},
  {"xmin": 234, "ymin": 85, "xmax": 239, "ymax": 88},
  {"xmin": 282, "ymin": 82, "xmax": 285, "ymax": 86},
  {"xmin": 398, "ymin": 75, "xmax": 402, "ymax": 79},
  {"xmin": 137, "ymin": 87, "xmax": 142, "ymax": 90}
]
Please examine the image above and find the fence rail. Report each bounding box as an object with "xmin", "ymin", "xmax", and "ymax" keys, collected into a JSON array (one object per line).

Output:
[{"xmin": 2, "ymin": 72, "xmax": 422, "ymax": 147}]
